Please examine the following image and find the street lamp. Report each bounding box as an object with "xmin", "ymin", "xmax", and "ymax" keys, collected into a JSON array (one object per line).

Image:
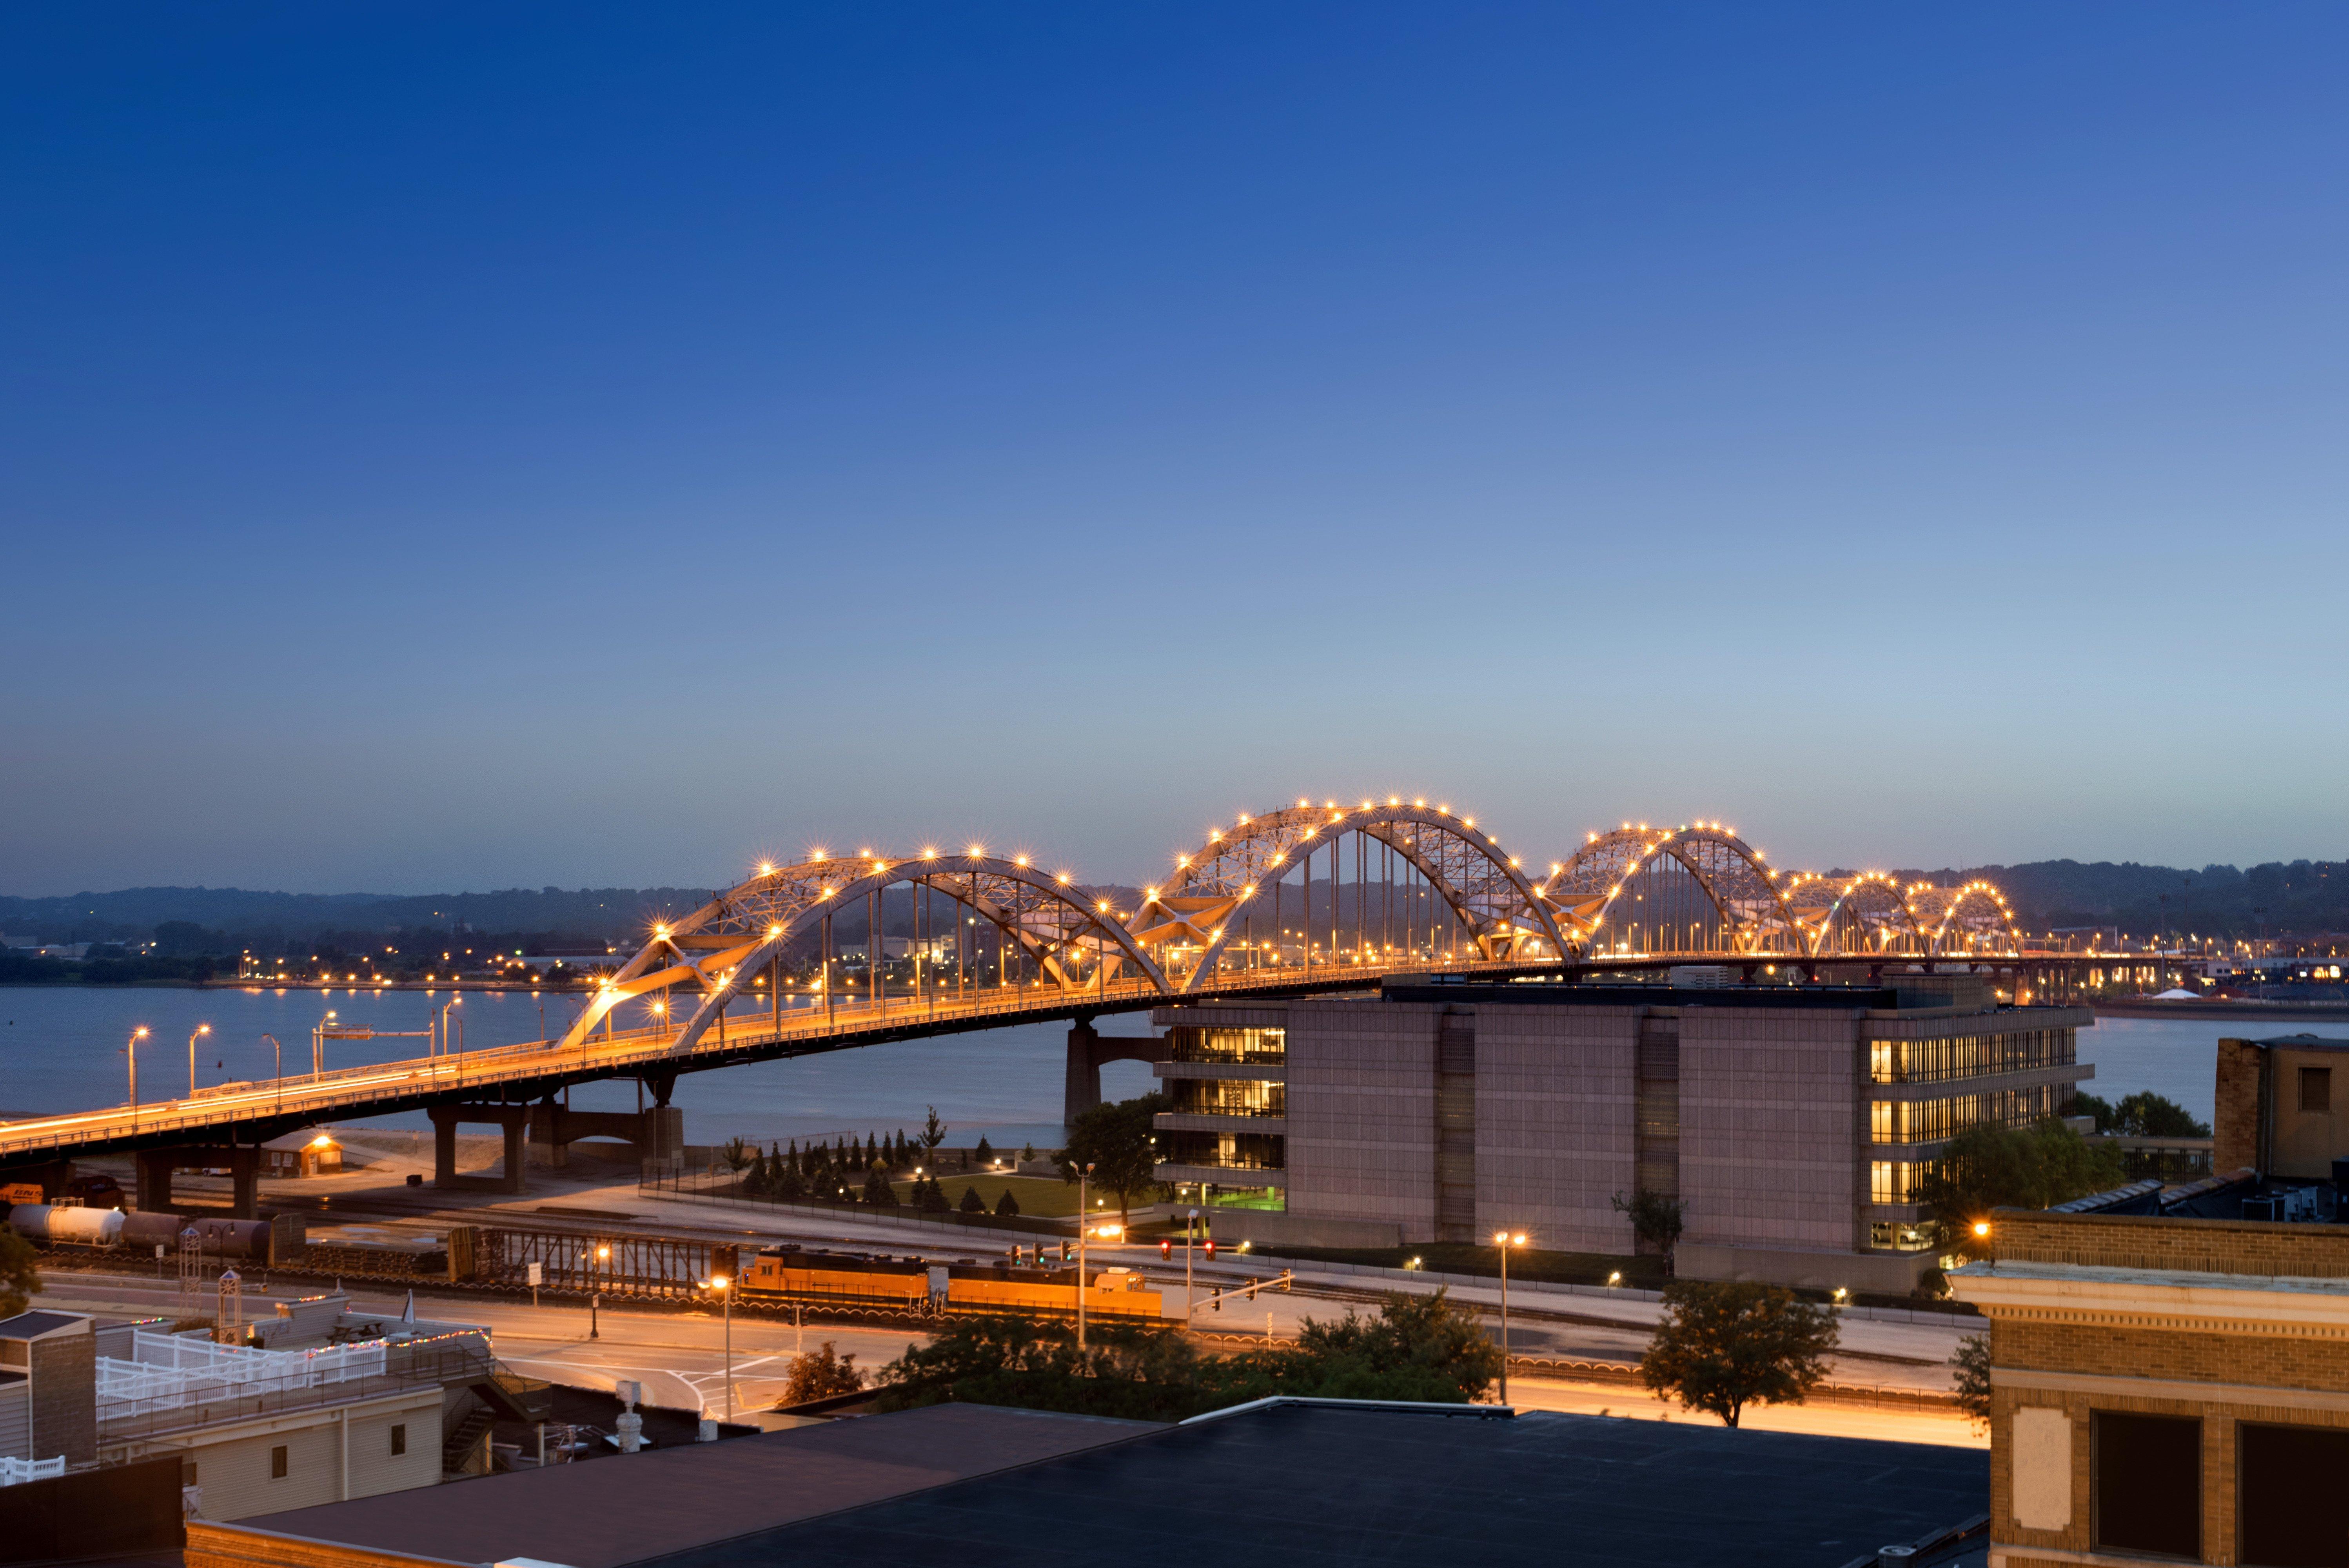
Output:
[
  {"xmin": 187, "ymin": 1024, "xmax": 211, "ymax": 1098},
  {"xmin": 703, "ymin": 1273, "xmax": 735, "ymax": 1419},
  {"xmin": 1077, "ymin": 1161, "xmax": 1096, "ymax": 1352},
  {"xmin": 591, "ymin": 1244, "xmax": 610, "ymax": 1339},
  {"xmin": 1492, "ymin": 1229, "xmax": 1527, "ymax": 1405},
  {"xmin": 124, "ymin": 1027, "xmax": 150, "ymax": 1129}
]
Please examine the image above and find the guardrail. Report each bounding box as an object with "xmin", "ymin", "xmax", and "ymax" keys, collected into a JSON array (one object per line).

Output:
[{"xmin": 0, "ymin": 954, "xmax": 1549, "ymax": 1158}]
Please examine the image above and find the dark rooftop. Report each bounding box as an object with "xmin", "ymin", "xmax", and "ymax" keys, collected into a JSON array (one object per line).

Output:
[
  {"xmin": 636, "ymin": 1403, "xmax": 1988, "ymax": 1568},
  {"xmin": 248, "ymin": 1403, "xmax": 1159, "ymax": 1568},
  {"xmin": 0, "ymin": 1310, "xmax": 90, "ymax": 1339}
]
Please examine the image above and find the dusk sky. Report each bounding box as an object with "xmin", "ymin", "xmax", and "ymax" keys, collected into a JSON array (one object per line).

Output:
[{"xmin": 5, "ymin": 5, "xmax": 2345, "ymax": 896}]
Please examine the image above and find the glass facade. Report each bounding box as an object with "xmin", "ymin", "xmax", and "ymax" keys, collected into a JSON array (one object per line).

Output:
[
  {"xmin": 1169, "ymin": 1025, "xmax": 1286, "ymax": 1065},
  {"xmin": 1868, "ymin": 1082, "xmax": 2066, "ymax": 1145},
  {"xmin": 1868, "ymin": 1027, "xmax": 2075, "ymax": 1084},
  {"xmin": 1160, "ymin": 1129, "xmax": 1285, "ymax": 1171},
  {"xmin": 1169, "ymin": 1077, "xmax": 1285, "ymax": 1118}
]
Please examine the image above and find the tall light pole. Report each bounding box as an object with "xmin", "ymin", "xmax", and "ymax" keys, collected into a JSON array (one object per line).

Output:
[
  {"xmin": 125, "ymin": 1027, "xmax": 150, "ymax": 1129},
  {"xmin": 591, "ymin": 1245, "xmax": 608, "ymax": 1339},
  {"xmin": 187, "ymin": 1024, "xmax": 211, "ymax": 1098},
  {"xmin": 1185, "ymin": 1205, "xmax": 1199, "ymax": 1322},
  {"xmin": 1077, "ymin": 1161, "xmax": 1095, "ymax": 1352},
  {"xmin": 706, "ymin": 1272, "xmax": 735, "ymax": 1419},
  {"xmin": 1492, "ymin": 1230, "xmax": 1526, "ymax": 1405},
  {"xmin": 261, "ymin": 1034, "xmax": 282, "ymax": 1114}
]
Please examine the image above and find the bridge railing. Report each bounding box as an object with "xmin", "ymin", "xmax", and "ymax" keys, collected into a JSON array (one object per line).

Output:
[{"xmin": 0, "ymin": 953, "xmax": 1548, "ymax": 1157}]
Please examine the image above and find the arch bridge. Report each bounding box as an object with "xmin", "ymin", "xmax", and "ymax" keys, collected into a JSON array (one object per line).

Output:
[{"xmin": 0, "ymin": 797, "xmax": 2042, "ymax": 1176}]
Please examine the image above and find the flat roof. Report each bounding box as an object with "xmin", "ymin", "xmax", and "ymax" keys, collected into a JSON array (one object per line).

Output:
[
  {"xmin": 249, "ymin": 1403, "xmax": 1160, "ymax": 1568},
  {"xmin": 0, "ymin": 1310, "xmax": 90, "ymax": 1340},
  {"xmin": 632, "ymin": 1404, "xmax": 1988, "ymax": 1568}
]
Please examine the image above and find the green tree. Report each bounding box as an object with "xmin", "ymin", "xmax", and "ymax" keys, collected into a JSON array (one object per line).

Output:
[
  {"xmin": 1638, "ymin": 1281, "xmax": 1840, "ymax": 1428},
  {"xmin": 1915, "ymin": 1118, "xmax": 2127, "ymax": 1255},
  {"xmin": 781, "ymin": 1342, "xmax": 865, "ymax": 1405},
  {"xmin": 1611, "ymin": 1189, "xmax": 1686, "ymax": 1270},
  {"xmin": 0, "ymin": 1229, "xmax": 37, "ymax": 1318},
  {"xmin": 1020, "ymin": 1142, "xmax": 1037, "ymax": 1164},
  {"xmin": 1055, "ymin": 1093, "xmax": 1167, "ymax": 1229},
  {"xmin": 959, "ymin": 1185, "xmax": 986, "ymax": 1214},
  {"xmin": 994, "ymin": 1188, "xmax": 1021, "ymax": 1218},
  {"xmin": 975, "ymin": 1136, "xmax": 995, "ymax": 1166},
  {"xmin": 2111, "ymin": 1092, "xmax": 2211, "ymax": 1138},
  {"xmin": 863, "ymin": 1167, "xmax": 897, "ymax": 1205},
  {"xmin": 919, "ymin": 1106, "xmax": 949, "ymax": 1161},
  {"xmin": 1951, "ymin": 1332, "xmax": 1991, "ymax": 1430},
  {"xmin": 721, "ymin": 1136, "xmax": 753, "ymax": 1176},
  {"xmin": 914, "ymin": 1176, "xmax": 952, "ymax": 1214}
]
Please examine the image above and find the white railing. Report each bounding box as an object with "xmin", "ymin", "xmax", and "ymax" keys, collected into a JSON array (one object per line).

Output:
[
  {"xmin": 95, "ymin": 1330, "xmax": 388, "ymax": 1419},
  {"xmin": 0, "ymin": 1456, "xmax": 65, "ymax": 1486}
]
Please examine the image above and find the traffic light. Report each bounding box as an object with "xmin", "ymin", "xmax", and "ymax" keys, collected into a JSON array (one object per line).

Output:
[
  {"xmin": 1060, "ymin": 1240, "xmax": 1073, "ymax": 1262},
  {"xmin": 1244, "ymin": 1276, "xmax": 1258, "ymax": 1301},
  {"xmin": 1278, "ymin": 1269, "xmax": 1293, "ymax": 1294},
  {"xmin": 1159, "ymin": 1238, "xmax": 1173, "ymax": 1261},
  {"xmin": 1203, "ymin": 1238, "xmax": 1216, "ymax": 1260}
]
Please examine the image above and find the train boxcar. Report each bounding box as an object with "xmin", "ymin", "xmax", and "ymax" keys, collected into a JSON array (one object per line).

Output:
[{"xmin": 736, "ymin": 1245, "xmax": 1166, "ymax": 1321}]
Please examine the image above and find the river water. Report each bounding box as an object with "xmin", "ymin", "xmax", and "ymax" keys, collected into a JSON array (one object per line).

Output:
[
  {"xmin": 0, "ymin": 986, "xmax": 1161, "ymax": 1151},
  {"xmin": 0, "ymin": 988, "xmax": 2282, "ymax": 1145}
]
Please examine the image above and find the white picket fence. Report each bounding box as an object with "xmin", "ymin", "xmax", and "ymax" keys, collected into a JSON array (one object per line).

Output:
[
  {"xmin": 0, "ymin": 1455, "xmax": 65, "ymax": 1486},
  {"xmin": 95, "ymin": 1330, "xmax": 387, "ymax": 1418}
]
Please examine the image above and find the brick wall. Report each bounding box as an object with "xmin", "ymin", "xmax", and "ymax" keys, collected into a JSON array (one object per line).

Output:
[
  {"xmin": 2214, "ymin": 1037, "xmax": 2264, "ymax": 1175},
  {"xmin": 1991, "ymin": 1207, "xmax": 2349, "ymax": 1278},
  {"xmin": 29, "ymin": 1332, "xmax": 94, "ymax": 1465}
]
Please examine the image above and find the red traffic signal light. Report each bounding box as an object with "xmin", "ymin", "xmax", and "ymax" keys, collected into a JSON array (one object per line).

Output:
[
  {"xmin": 1203, "ymin": 1239, "xmax": 1216, "ymax": 1259},
  {"xmin": 1159, "ymin": 1238, "xmax": 1173, "ymax": 1261}
]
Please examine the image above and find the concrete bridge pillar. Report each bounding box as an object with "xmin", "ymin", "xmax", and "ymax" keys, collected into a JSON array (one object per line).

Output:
[
  {"xmin": 132, "ymin": 1144, "xmax": 260, "ymax": 1218},
  {"xmin": 429, "ymin": 1103, "xmax": 530, "ymax": 1194},
  {"xmin": 1063, "ymin": 1018, "xmax": 1172, "ymax": 1128}
]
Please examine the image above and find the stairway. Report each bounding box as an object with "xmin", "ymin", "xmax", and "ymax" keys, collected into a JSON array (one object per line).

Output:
[{"xmin": 442, "ymin": 1405, "xmax": 495, "ymax": 1478}]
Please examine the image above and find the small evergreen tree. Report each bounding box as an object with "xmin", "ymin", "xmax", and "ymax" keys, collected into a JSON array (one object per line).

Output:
[
  {"xmin": 960, "ymin": 1185, "xmax": 987, "ymax": 1214},
  {"xmin": 864, "ymin": 1167, "xmax": 897, "ymax": 1205},
  {"xmin": 1020, "ymin": 1142, "xmax": 1037, "ymax": 1164},
  {"xmin": 975, "ymin": 1136, "xmax": 995, "ymax": 1166},
  {"xmin": 995, "ymin": 1188, "xmax": 1021, "ymax": 1218},
  {"xmin": 775, "ymin": 1163, "xmax": 806, "ymax": 1202}
]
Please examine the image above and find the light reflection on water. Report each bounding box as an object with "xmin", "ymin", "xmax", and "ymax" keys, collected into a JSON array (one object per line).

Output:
[
  {"xmin": 0, "ymin": 989, "xmax": 2288, "ymax": 1145},
  {"xmin": 0, "ymin": 986, "xmax": 1158, "ymax": 1149}
]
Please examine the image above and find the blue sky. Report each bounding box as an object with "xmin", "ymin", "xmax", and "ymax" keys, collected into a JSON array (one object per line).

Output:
[{"xmin": 4, "ymin": 4, "xmax": 2344, "ymax": 895}]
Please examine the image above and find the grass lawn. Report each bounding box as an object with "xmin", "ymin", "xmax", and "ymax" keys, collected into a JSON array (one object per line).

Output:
[{"xmin": 891, "ymin": 1172, "xmax": 1082, "ymax": 1218}]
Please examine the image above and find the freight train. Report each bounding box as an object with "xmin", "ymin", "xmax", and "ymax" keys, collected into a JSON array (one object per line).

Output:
[
  {"xmin": 4, "ymin": 1203, "xmax": 290, "ymax": 1262},
  {"xmin": 728, "ymin": 1243, "xmax": 1169, "ymax": 1321}
]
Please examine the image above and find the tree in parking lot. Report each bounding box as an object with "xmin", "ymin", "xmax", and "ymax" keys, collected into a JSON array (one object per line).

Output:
[
  {"xmin": 0, "ymin": 1229, "xmax": 36, "ymax": 1318},
  {"xmin": 781, "ymin": 1342, "xmax": 864, "ymax": 1405},
  {"xmin": 1638, "ymin": 1281, "xmax": 1840, "ymax": 1428},
  {"xmin": 1055, "ymin": 1093, "xmax": 1166, "ymax": 1229}
]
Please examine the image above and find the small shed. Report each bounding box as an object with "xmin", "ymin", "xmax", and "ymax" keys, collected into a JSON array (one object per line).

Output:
[{"xmin": 261, "ymin": 1130, "xmax": 343, "ymax": 1178}]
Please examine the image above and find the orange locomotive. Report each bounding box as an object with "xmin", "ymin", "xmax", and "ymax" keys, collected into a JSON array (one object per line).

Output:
[{"xmin": 729, "ymin": 1243, "xmax": 1166, "ymax": 1321}]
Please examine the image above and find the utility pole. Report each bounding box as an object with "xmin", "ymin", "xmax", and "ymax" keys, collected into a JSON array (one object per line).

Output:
[
  {"xmin": 1184, "ymin": 1205, "xmax": 1199, "ymax": 1321},
  {"xmin": 1077, "ymin": 1162, "xmax": 1095, "ymax": 1352},
  {"xmin": 1493, "ymin": 1230, "xmax": 1525, "ymax": 1404}
]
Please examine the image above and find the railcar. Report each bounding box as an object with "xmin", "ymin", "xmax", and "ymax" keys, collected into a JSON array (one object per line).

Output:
[{"xmin": 733, "ymin": 1243, "xmax": 1166, "ymax": 1320}]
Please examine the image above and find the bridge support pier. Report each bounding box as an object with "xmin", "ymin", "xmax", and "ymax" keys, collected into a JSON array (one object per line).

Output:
[
  {"xmin": 430, "ymin": 1104, "xmax": 529, "ymax": 1194},
  {"xmin": 527, "ymin": 1101, "xmax": 683, "ymax": 1169},
  {"xmin": 133, "ymin": 1144, "xmax": 259, "ymax": 1218},
  {"xmin": 1064, "ymin": 1018, "xmax": 1171, "ymax": 1129}
]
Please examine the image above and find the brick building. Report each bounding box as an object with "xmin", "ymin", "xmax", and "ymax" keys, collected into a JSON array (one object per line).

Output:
[
  {"xmin": 2214, "ymin": 1033, "xmax": 2349, "ymax": 1180},
  {"xmin": 1950, "ymin": 1208, "xmax": 2349, "ymax": 1566},
  {"xmin": 1152, "ymin": 974, "xmax": 2093, "ymax": 1292}
]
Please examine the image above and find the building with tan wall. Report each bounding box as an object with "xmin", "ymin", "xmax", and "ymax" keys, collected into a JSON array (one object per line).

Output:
[
  {"xmin": 1155, "ymin": 975, "xmax": 2092, "ymax": 1291},
  {"xmin": 2215, "ymin": 1033, "xmax": 2349, "ymax": 1181},
  {"xmin": 1949, "ymin": 1208, "xmax": 2349, "ymax": 1566}
]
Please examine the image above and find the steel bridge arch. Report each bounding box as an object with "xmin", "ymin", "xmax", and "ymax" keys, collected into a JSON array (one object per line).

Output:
[
  {"xmin": 1131, "ymin": 799, "xmax": 1570, "ymax": 990},
  {"xmin": 1906, "ymin": 879, "xmax": 2024, "ymax": 956},
  {"xmin": 1547, "ymin": 822, "xmax": 1804, "ymax": 956},
  {"xmin": 557, "ymin": 852, "xmax": 1172, "ymax": 1058},
  {"xmin": 1778, "ymin": 871, "xmax": 1930, "ymax": 957}
]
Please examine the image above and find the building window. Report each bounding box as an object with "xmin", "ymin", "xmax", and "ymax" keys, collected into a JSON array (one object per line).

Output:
[
  {"xmin": 270, "ymin": 1445, "xmax": 289, "ymax": 1480},
  {"xmin": 2092, "ymin": 1412, "xmax": 2199, "ymax": 1558},
  {"xmin": 2300, "ymin": 1067, "xmax": 2331, "ymax": 1114},
  {"xmin": 2239, "ymin": 1422, "xmax": 2349, "ymax": 1567},
  {"xmin": 390, "ymin": 1424, "xmax": 406, "ymax": 1457}
]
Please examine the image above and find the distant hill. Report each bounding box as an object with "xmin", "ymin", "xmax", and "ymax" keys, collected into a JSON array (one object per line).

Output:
[{"xmin": 2, "ymin": 855, "xmax": 2342, "ymax": 949}]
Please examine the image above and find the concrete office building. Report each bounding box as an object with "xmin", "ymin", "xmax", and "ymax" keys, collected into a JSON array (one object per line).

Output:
[{"xmin": 1153, "ymin": 973, "xmax": 2093, "ymax": 1292}]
